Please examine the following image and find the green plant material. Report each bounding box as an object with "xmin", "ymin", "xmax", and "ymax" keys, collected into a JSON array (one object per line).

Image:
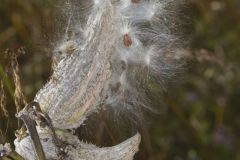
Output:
[{"xmin": 0, "ymin": 64, "xmax": 14, "ymax": 100}]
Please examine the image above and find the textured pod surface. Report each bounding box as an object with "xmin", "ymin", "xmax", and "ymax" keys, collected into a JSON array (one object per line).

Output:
[
  {"xmin": 14, "ymin": 128, "xmax": 141, "ymax": 160},
  {"xmin": 35, "ymin": 0, "xmax": 115, "ymax": 129}
]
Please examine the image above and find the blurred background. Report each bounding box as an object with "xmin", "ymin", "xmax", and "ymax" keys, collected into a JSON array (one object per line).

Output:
[{"xmin": 0, "ymin": 0, "xmax": 240, "ymax": 159}]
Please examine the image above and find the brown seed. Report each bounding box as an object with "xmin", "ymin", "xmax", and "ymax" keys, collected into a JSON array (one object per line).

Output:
[
  {"xmin": 132, "ymin": 0, "xmax": 140, "ymax": 3},
  {"xmin": 123, "ymin": 34, "xmax": 132, "ymax": 47}
]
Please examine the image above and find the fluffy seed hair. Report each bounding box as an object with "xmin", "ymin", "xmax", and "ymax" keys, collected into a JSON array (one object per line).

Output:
[{"xmin": 38, "ymin": 0, "xmax": 188, "ymax": 129}]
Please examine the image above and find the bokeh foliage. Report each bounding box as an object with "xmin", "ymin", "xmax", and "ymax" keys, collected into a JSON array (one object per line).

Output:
[{"xmin": 0, "ymin": 0, "xmax": 240, "ymax": 160}]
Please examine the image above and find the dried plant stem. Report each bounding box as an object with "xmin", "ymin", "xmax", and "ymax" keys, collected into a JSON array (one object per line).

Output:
[
  {"xmin": 11, "ymin": 56, "xmax": 27, "ymax": 114},
  {"xmin": 0, "ymin": 80, "xmax": 8, "ymax": 117}
]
